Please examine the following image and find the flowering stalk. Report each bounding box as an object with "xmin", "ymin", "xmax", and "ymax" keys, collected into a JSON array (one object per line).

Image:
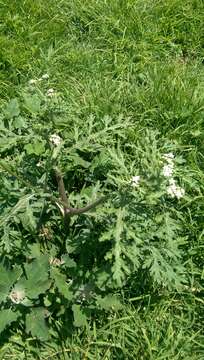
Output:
[{"xmin": 162, "ymin": 153, "xmax": 185, "ymax": 199}]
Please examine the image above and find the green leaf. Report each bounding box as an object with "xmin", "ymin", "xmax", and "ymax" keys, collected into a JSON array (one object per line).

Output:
[
  {"xmin": 23, "ymin": 94, "xmax": 41, "ymax": 114},
  {"xmin": 61, "ymin": 254, "xmax": 76, "ymax": 268},
  {"xmin": 0, "ymin": 309, "xmax": 20, "ymax": 334},
  {"xmin": 0, "ymin": 194, "xmax": 34, "ymax": 227},
  {"xmin": 28, "ymin": 279, "xmax": 51, "ymax": 299},
  {"xmin": 18, "ymin": 255, "xmax": 50, "ymax": 299},
  {"xmin": 32, "ymin": 140, "xmax": 46, "ymax": 155},
  {"xmin": 25, "ymin": 255, "xmax": 49, "ymax": 280},
  {"xmin": 69, "ymin": 153, "xmax": 90, "ymax": 168},
  {"xmin": 4, "ymin": 98, "xmax": 20, "ymax": 119},
  {"xmin": 18, "ymin": 203, "xmax": 36, "ymax": 232},
  {"xmin": 13, "ymin": 116, "xmax": 27, "ymax": 129},
  {"xmin": 50, "ymin": 268, "xmax": 73, "ymax": 301},
  {"xmin": 0, "ymin": 136, "xmax": 18, "ymax": 153},
  {"xmin": 25, "ymin": 308, "xmax": 49, "ymax": 341},
  {"xmin": 0, "ymin": 264, "xmax": 22, "ymax": 302},
  {"xmin": 96, "ymin": 270, "xmax": 110, "ymax": 290},
  {"xmin": 97, "ymin": 295, "xmax": 123, "ymax": 311},
  {"xmin": 111, "ymin": 208, "xmax": 125, "ymax": 287},
  {"xmin": 24, "ymin": 140, "xmax": 46, "ymax": 155},
  {"xmin": 72, "ymin": 304, "xmax": 87, "ymax": 327},
  {"xmin": 24, "ymin": 144, "xmax": 34, "ymax": 155},
  {"xmin": 27, "ymin": 243, "xmax": 42, "ymax": 258}
]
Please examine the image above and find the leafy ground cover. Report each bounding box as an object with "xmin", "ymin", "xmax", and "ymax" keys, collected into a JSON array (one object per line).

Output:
[{"xmin": 0, "ymin": 0, "xmax": 204, "ymax": 358}]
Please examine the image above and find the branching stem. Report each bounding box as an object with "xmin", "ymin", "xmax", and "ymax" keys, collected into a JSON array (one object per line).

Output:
[{"xmin": 54, "ymin": 168, "xmax": 106, "ymax": 224}]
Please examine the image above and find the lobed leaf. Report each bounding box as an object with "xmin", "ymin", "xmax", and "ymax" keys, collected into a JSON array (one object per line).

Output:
[
  {"xmin": 0, "ymin": 309, "xmax": 20, "ymax": 334},
  {"xmin": 25, "ymin": 308, "xmax": 49, "ymax": 341},
  {"xmin": 72, "ymin": 304, "xmax": 87, "ymax": 327}
]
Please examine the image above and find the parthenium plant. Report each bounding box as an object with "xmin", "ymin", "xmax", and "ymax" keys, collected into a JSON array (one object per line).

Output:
[{"xmin": 0, "ymin": 81, "xmax": 190, "ymax": 340}]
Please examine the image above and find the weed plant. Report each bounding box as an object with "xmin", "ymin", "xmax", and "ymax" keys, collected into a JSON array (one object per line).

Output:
[{"xmin": 0, "ymin": 0, "xmax": 204, "ymax": 359}]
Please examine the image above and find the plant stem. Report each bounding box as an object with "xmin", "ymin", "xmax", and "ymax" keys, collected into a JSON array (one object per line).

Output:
[{"xmin": 54, "ymin": 168, "xmax": 107, "ymax": 225}]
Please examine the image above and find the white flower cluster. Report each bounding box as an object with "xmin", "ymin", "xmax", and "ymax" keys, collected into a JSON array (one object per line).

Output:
[
  {"xmin": 28, "ymin": 73, "xmax": 49, "ymax": 85},
  {"xmin": 166, "ymin": 178, "xmax": 185, "ymax": 199},
  {"xmin": 129, "ymin": 152, "xmax": 185, "ymax": 200},
  {"xmin": 162, "ymin": 152, "xmax": 174, "ymax": 177},
  {"xmin": 49, "ymin": 133, "xmax": 62, "ymax": 146},
  {"xmin": 162, "ymin": 153, "xmax": 185, "ymax": 199},
  {"xmin": 46, "ymin": 88, "xmax": 56, "ymax": 97},
  {"xmin": 28, "ymin": 74, "xmax": 56, "ymax": 97},
  {"xmin": 131, "ymin": 175, "xmax": 140, "ymax": 187},
  {"xmin": 162, "ymin": 153, "xmax": 174, "ymax": 177},
  {"xmin": 40, "ymin": 74, "xmax": 49, "ymax": 80}
]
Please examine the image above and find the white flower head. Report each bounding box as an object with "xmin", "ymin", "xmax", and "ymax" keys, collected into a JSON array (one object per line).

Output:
[
  {"xmin": 28, "ymin": 79, "xmax": 37, "ymax": 85},
  {"xmin": 162, "ymin": 163, "xmax": 174, "ymax": 177},
  {"xmin": 163, "ymin": 153, "xmax": 174, "ymax": 162},
  {"xmin": 50, "ymin": 133, "xmax": 62, "ymax": 146},
  {"xmin": 36, "ymin": 160, "xmax": 43, "ymax": 167},
  {"xmin": 9, "ymin": 287, "xmax": 26, "ymax": 304},
  {"xmin": 39, "ymin": 74, "xmax": 49, "ymax": 81},
  {"xmin": 176, "ymin": 187, "xmax": 185, "ymax": 199},
  {"xmin": 131, "ymin": 175, "xmax": 140, "ymax": 187},
  {"xmin": 167, "ymin": 180, "xmax": 185, "ymax": 199},
  {"xmin": 47, "ymin": 88, "xmax": 55, "ymax": 97},
  {"xmin": 41, "ymin": 73, "xmax": 49, "ymax": 80}
]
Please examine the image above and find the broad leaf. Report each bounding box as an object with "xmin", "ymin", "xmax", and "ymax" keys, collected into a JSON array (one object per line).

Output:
[
  {"xmin": 61, "ymin": 254, "xmax": 76, "ymax": 268},
  {"xmin": 0, "ymin": 264, "xmax": 22, "ymax": 302},
  {"xmin": 13, "ymin": 116, "xmax": 27, "ymax": 129},
  {"xmin": 0, "ymin": 309, "xmax": 20, "ymax": 334},
  {"xmin": 26, "ymin": 308, "xmax": 49, "ymax": 340},
  {"xmin": 18, "ymin": 255, "xmax": 51, "ymax": 299},
  {"xmin": 50, "ymin": 268, "xmax": 73, "ymax": 301},
  {"xmin": 27, "ymin": 243, "xmax": 41, "ymax": 258},
  {"xmin": 97, "ymin": 295, "xmax": 123, "ymax": 311},
  {"xmin": 23, "ymin": 94, "xmax": 41, "ymax": 115},
  {"xmin": 72, "ymin": 304, "xmax": 87, "ymax": 327},
  {"xmin": 24, "ymin": 140, "xmax": 46, "ymax": 156},
  {"xmin": 18, "ymin": 203, "xmax": 36, "ymax": 232},
  {"xmin": 4, "ymin": 98, "xmax": 20, "ymax": 119}
]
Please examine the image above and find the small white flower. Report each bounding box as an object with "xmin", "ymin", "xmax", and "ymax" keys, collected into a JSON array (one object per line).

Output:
[
  {"xmin": 39, "ymin": 74, "xmax": 49, "ymax": 81},
  {"xmin": 36, "ymin": 161, "xmax": 43, "ymax": 167},
  {"xmin": 50, "ymin": 133, "xmax": 62, "ymax": 146},
  {"xmin": 28, "ymin": 79, "xmax": 37, "ymax": 85},
  {"xmin": 162, "ymin": 164, "xmax": 174, "ymax": 177},
  {"xmin": 162, "ymin": 153, "xmax": 174, "ymax": 162},
  {"xmin": 41, "ymin": 73, "xmax": 49, "ymax": 80},
  {"xmin": 169, "ymin": 178, "xmax": 176, "ymax": 186},
  {"xmin": 131, "ymin": 175, "xmax": 140, "ymax": 187},
  {"xmin": 174, "ymin": 186, "xmax": 185, "ymax": 199},
  {"xmin": 47, "ymin": 88, "xmax": 55, "ymax": 97},
  {"xmin": 9, "ymin": 287, "xmax": 26, "ymax": 304},
  {"xmin": 167, "ymin": 180, "xmax": 185, "ymax": 199}
]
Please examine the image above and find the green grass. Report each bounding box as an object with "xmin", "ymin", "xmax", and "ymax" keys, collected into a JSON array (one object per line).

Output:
[
  {"xmin": 0, "ymin": 0, "xmax": 204, "ymax": 358},
  {"xmin": 1, "ymin": 295, "xmax": 204, "ymax": 359}
]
